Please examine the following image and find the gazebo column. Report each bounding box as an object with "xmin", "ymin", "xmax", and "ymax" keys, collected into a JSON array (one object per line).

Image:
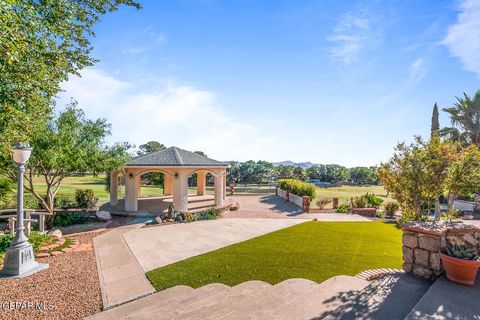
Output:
[
  {"xmin": 109, "ymin": 171, "xmax": 119, "ymax": 206},
  {"xmin": 197, "ymin": 171, "xmax": 206, "ymax": 196},
  {"xmin": 222, "ymin": 173, "xmax": 226, "ymax": 200},
  {"xmin": 173, "ymin": 171, "xmax": 189, "ymax": 212},
  {"xmin": 135, "ymin": 175, "xmax": 141, "ymax": 198},
  {"xmin": 214, "ymin": 174, "xmax": 224, "ymax": 206},
  {"xmin": 125, "ymin": 171, "xmax": 138, "ymax": 212},
  {"xmin": 164, "ymin": 174, "xmax": 173, "ymax": 196}
]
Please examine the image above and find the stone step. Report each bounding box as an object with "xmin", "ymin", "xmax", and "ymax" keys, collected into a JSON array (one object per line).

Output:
[
  {"xmin": 266, "ymin": 275, "xmax": 370, "ymax": 320},
  {"xmin": 164, "ymin": 281, "xmax": 272, "ymax": 320},
  {"xmin": 86, "ymin": 285, "xmax": 195, "ymax": 320}
]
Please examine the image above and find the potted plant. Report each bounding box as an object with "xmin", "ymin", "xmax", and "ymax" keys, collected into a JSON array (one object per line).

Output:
[{"xmin": 440, "ymin": 244, "xmax": 480, "ymax": 286}]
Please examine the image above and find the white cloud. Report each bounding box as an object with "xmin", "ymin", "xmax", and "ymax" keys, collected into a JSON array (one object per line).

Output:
[
  {"xmin": 442, "ymin": 0, "xmax": 480, "ymax": 77},
  {"xmin": 409, "ymin": 58, "xmax": 427, "ymax": 83},
  {"xmin": 57, "ymin": 69, "xmax": 275, "ymax": 161},
  {"xmin": 328, "ymin": 7, "xmax": 382, "ymax": 65}
]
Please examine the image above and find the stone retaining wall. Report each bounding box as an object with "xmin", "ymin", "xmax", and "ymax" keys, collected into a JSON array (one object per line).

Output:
[{"xmin": 402, "ymin": 221, "xmax": 480, "ymax": 281}]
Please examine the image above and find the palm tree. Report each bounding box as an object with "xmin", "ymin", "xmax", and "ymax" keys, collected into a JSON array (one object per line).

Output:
[
  {"xmin": 441, "ymin": 90, "xmax": 480, "ymax": 146},
  {"xmin": 441, "ymin": 89, "xmax": 480, "ymax": 215}
]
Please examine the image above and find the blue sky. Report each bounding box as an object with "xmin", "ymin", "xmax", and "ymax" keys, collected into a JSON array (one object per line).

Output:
[{"xmin": 58, "ymin": 0, "xmax": 480, "ymax": 166}]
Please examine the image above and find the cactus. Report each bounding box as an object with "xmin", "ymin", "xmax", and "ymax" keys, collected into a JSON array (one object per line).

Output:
[{"xmin": 443, "ymin": 245, "xmax": 480, "ymax": 261}]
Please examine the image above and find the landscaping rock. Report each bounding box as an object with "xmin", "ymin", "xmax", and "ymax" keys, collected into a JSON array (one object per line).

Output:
[
  {"xmin": 430, "ymin": 253, "xmax": 441, "ymax": 273},
  {"xmin": 47, "ymin": 229, "xmax": 63, "ymax": 239},
  {"xmin": 50, "ymin": 251, "xmax": 63, "ymax": 256},
  {"xmin": 402, "ymin": 233, "xmax": 418, "ymax": 248},
  {"xmin": 413, "ymin": 266, "xmax": 433, "ymax": 280},
  {"xmin": 463, "ymin": 233, "xmax": 479, "ymax": 246},
  {"xmin": 414, "ymin": 249, "xmax": 429, "ymax": 267},
  {"xmin": 403, "ymin": 263, "xmax": 413, "ymax": 273},
  {"xmin": 418, "ymin": 235, "xmax": 440, "ymax": 252},
  {"xmin": 402, "ymin": 247, "xmax": 414, "ymax": 263},
  {"xmin": 95, "ymin": 210, "xmax": 112, "ymax": 221},
  {"xmin": 447, "ymin": 235, "xmax": 465, "ymax": 246},
  {"xmin": 35, "ymin": 252, "xmax": 50, "ymax": 258}
]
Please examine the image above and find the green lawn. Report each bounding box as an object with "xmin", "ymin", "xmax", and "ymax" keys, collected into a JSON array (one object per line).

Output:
[
  {"xmin": 313, "ymin": 185, "xmax": 394, "ymax": 208},
  {"xmin": 146, "ymin": 221, "xmax": 402, "ymax": 291}
]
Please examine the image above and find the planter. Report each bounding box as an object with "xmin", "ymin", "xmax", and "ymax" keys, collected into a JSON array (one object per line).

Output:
[
  {"xmin": 351, "ymin": 208, "xmax": 377, "ymax": 216},
  {"xmin": 440, "ymin": 253, "xmax": 480, "ymax": 286}
]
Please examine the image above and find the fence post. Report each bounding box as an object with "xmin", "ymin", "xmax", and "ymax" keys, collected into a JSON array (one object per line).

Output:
[
  {"xmin": 39, "ymin": 214, "xmax": 45, "ymax": 233},
  {"xmin": 275, "ymin": 186, "xmax": 279, "ymax": 196},
  {"xmin": 303, "ymin": 196, "xmax": 310, "ymax": 213},
  {"xmin": 333, "ymin": 198, "xmax": 339, "ymax": 209},
  {"xmin": 230, "ymin": 184, "xmax": 235, "ymax": 196},
  {"xmin": 285, "ymin": 190, "xmax": 290, "ymax": 202}
]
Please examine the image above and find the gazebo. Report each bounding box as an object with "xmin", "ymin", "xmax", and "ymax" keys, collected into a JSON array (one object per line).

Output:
[{"xmin": 109, "ymin": 147, "xmax": 228, "ymax": 213}]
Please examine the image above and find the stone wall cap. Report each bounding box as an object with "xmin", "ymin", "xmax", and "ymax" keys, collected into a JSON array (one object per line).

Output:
[{"xmin": 402, "ymin": 221, "xmax": 480, "ymax": 236}]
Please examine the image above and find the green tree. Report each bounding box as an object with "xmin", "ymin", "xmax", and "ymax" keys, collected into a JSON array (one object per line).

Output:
[
  {"xmin": 0, "ymin": 102, "xmax": 131, "ymax": 221},
  {"xmin": 0, "ymin": 0, "xmax": 140, "ymax": 152},
  {"xmin": 194, "ymin": 151, "xmax": 207, "ymax": 157},
  {"xmin": 349, "ymin": 167, "xmax": 378, "ymax": 184},
  {"xmin": 293, "ymin": 167, "xmax": 308, "ymax": 181},
  {"xmin": 239, "ymin": 160, "xmax": 257, "ymax": 183},
  {"xmin": 431, "ymin": 103, "xmax": 440, "ymax": 138},
  {"xmin": 137, "ymin": 141, "xmax": 166, "ymax": 155},
  {"xmin": 226, "ymin": 161, "xmax": 241, "ymax": 184},
  {"xmin": 274, "ymin": 165, "xmax": 295, "ymax": 180},
  {"xmin": 253, "ymin": 161, "xmax": 274, "ymax": 184},
  {"xmin": 306, "ymin": 165, "xmax": 322, "ymax": 180},
  {"xmin": 441, "ymin": 90, "xmax": 480, "ymax": 146}
]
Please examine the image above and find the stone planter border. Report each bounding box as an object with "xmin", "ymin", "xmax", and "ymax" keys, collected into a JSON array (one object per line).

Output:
[{"xmin": 401, "ymin": 221, "xmax": 480, "ymax": 281}]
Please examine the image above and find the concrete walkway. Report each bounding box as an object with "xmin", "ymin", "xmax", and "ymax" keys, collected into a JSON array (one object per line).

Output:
[
  {"xmin": 123, "ymin": 218, "xmax": 308, "ymax": 272},
  {"xmin": 93, "ymin": 219, "xmax": 155, "ymax": 309},
  {"xmin": 405, "ymin": 275, "xmax": 480, "ymax": 319}
]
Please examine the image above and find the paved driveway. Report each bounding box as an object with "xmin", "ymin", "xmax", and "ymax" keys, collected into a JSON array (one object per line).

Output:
[
  {"xmin": 223, "ymin": 195, "xmax": 371, "ymax": 221},
  {"xmin": 123, "ymin": 218, "xmax": 307, "ymax": 272}
]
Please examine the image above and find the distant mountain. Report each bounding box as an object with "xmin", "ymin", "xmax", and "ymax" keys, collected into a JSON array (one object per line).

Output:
[{"xmin": 272, "ymin": 161, "xmax": 314, "ymax": 168}]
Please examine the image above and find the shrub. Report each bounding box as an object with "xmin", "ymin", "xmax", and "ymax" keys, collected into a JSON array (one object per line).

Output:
[
  {"xmin": 336, "ymin": 203, "xmax": 350, "ymax": 213},
  {"xmin": 55, "ymin": 194, "xmax": 77, "ymax": 209},
  {"xmin": 351, "ymin": 196, "xmax": 366, "ymax": 208},
  {"xmin": 0, "ymin": 232, "xmax": 52, "ymax": 254},
  {"xmin": 75, "ymin": 189, "xmax": 98, "ymax": 210},
  {"xmin": 375, "ymin": 211, "xmax": 386, "ymax": 218},
  {"xmin": 0, "ymin": 178, "xmax": 13, "ymax": 200},
  {"xmin": 363, "ymin": 193, "xmax": 384, "ymax": 209},
  {"xmin": 53, "ymin": 212, "xmax": 89, "ymax": 227},
  {"xmin": 198, "ymin": 207, "xmax": 221, "ymax": 220},
  {"xmin": 316, "ymin": 198, "xmax": 332, "ymax": 209},
  {"xmin": 384, "ymin": 202, "xmax": 399, "ymax": 218},
  {"xmin": 278, "ymin": 179, "xmax": 316, "ymax": 199},
  {"xmin": 184, "ymin": 212, "xmax": 199, "ymax": 222},
  {"xmin": 0, "ymin": 192, "xmax": 40, "ymax": 210}
]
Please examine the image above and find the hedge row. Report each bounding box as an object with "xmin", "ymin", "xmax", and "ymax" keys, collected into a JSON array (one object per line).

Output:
[{"xmin": 278, "ymin": 179, "xmax": 316, "ymax": 199}]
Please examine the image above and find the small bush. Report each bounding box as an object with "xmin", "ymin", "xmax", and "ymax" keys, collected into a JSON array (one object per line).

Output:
[
  {"xmin": 278, "ymin": 179, "xmax": 316, "ymax": 199},
  {"xmin": 198, "ymin": 207, "xmax": 221, "ymax": 220},
  {"xmin": 384, "ymin": 202, "xmax": 399, "ymax": 218},
  {"xmin": 53, "ymin": 212, "xmax": 89, "ymax": 227},
  {"xmin": 375, "ymin": 211, "xmax": 386, "ymax": 218},
  {"xmin": 0, "ymin": 178, "xmax": 13, "ymax": 200},
  {"xmin": 75, "ymin": 189, "xmax": 98, "ymax": 210},
  {"xmin": 351, "ymin": 196, "xmax": 366, "ymax": 208},
  {"xmin": 184, "ymin": 212, "xmax": 199, "ymax": 222},
  {"xmin": 363, "ymin": 193, "xmax": 384, "ymax": 208},
  {"xmin": 55, "ymin": 194, "xmax": 77, "ymax": 209},
  {"xmin": 336, "ymin": 203, "xmax": 350, "ymax": 213},
  {"xmin": 0, "ymin": 232, "xmax": 53, "ymax": 254},
  {"xmin": 316, "ymin": 198, "xmax": 332, "ymax": 209}
]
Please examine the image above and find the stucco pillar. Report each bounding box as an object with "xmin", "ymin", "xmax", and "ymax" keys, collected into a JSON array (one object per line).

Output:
[
  {"xmin": 197, "ymin": 171, "xmax": 206, "ymax": 196},
  {"xmin": 222, "ymin": 172, "xmax": 226, "ymax": 200},
  {"xmin": 125, "ymin": 171, "xmax": 138, "ymax": 212},
  {"xmin": 173, "ymin": 171, "xmax": 189, "ymax": 212},
  {"xmin": 164, "ymin": 174, "xmax": 173, "ymax": 196},
  {"xmin": 214, "ymin": 174, "xmax": 224, "ymax": 206},
  {"xmin": 135, "ymin": 175, "xmax": 141, "ymax": 198},
  {"xmin": 110, "ymin": 171, "xmax": 119, "ymax": 206}
]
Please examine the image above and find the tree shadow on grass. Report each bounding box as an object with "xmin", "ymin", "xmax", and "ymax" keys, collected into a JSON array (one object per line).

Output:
[
  {"xmin": 258, "ymin": 195, "xmax": 304, "ymax": 216},
  {"xmin": 313, "ymin": 273, "xmax": 431, "ymax": 320}
]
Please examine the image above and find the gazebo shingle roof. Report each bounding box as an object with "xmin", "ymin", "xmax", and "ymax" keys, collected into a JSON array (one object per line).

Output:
[{"xmin": 126, "ymin": 147, "xmax": 228, "ymax": 167}]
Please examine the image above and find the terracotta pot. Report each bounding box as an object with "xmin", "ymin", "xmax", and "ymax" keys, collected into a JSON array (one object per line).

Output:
[{"xmin": 440, "ymin": 253, "xmax": 480, "ymax": 286}]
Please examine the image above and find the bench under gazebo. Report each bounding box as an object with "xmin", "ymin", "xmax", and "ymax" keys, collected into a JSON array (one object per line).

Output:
[{"xmin": 109, "ymin": 147, "xmax": 228, "ymax": 213}]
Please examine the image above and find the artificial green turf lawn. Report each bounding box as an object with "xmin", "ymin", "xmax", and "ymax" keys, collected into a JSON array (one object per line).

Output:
[{"xmin": 146, "ymin": 221, "xmax": 402, "ymax": 291}]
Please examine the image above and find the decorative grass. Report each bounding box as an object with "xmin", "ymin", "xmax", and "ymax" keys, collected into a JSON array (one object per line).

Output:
[{"xmin": 146, "ymin": 221, "xmax": 402, "ymax": 291}]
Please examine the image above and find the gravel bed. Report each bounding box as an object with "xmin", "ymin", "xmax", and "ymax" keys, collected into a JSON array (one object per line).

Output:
[{"xmin": 0, "ymin": 231, "xmax": 103, "ymax": 320}]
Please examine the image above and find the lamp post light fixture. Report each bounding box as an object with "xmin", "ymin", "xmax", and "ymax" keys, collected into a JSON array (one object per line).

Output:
[{"xmin": 0, "ymin": 143, "xmax": 48, "ymax": 278}]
